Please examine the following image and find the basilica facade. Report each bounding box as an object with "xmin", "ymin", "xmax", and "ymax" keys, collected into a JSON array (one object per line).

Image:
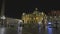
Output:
[{"xmin": 22, "ymin": 8, "xmax": 47, "ymax": 24}]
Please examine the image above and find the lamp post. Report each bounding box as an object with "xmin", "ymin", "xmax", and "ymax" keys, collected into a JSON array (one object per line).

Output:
[
  {"xmin": 1, "ymin": 16, "xmax": 6, "ymax": 26},
  {"xmin": 18, "ymin": 20, "xmax": 23, "ymax": 34},
  {"xmin": 0, "ymin": 18, "xmax": 6, "ymax": 34}
]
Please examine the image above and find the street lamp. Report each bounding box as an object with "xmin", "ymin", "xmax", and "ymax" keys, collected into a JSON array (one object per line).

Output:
[
  {"xmin": 1, "ymin": 15, "xmax": 6, "ymax": 26},
  {"xmin": 18, "ymin": 20, "xmax": 23, "ymax": 34},
  {"xmin": 1, "ymin": 16, "xmax": 6, "ymax": 19}
]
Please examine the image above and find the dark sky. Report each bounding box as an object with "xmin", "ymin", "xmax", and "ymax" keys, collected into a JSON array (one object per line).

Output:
[{"xmin": 0, "ymin": 0, "xmax": 60, "ymax": 19}]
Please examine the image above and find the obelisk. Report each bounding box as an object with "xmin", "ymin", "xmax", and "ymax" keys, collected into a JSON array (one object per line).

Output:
[
  {"xmin": 1, "ymin": 0, "xmax": 5, "ymax": 16},
  {"xmin": 0, "ymin": 0, "xmax": 6, "ymax": 26}
]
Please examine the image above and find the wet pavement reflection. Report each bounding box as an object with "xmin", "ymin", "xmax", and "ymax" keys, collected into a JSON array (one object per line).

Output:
[
  {"xmin": 0, "ymin": 26, "xmax": 60, "ymax": 34},
  {"xmin": 39, "ymin": 26, "xmax": 60, "ymax": 34},
  {"xmin": 47, "ymin": 27, "xmax": 53, "ymax": 34},
  {"xmin": 0, "ymin": 27, "xmax": 6, "ymax": 34}
]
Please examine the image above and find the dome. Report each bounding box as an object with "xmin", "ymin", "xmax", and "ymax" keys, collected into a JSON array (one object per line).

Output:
[
  {"xmin": 33, "ymin": 8, "xmax": 40, "ymax": 14},
  {"xmin": 35, "ymin": 8, "xmax": 38, "ymax": 11}
]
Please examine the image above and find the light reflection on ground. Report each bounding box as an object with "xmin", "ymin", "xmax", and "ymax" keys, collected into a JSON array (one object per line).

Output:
[
  {"xmin": 0, "ymin": 25, "xmax": 60, "ymax": 34},
  {"xmin": 47, "ymin": 27, "xmax": 53, "ymax": 34},
  {"xmin": 0, "ymin": 27, "xmax": 6, "ymax": 34}
]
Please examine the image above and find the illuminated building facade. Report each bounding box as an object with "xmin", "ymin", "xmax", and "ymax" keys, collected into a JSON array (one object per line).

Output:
[
  {"xmin": 22, "ymin": 8, "xmax": 47, "ymax": 24},
  {"xmin": 47, "ymin": 11, "xmax": 60, "ymax": 27},
  {"xmin": 47, "ymin": 11, "xmax": 60, "ymax": 21}
]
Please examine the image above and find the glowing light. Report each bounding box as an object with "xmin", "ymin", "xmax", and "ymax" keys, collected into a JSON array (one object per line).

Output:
[
  {"xmin": 1, "ymin": 16, "xmax": 6, "ymax": 19},
  {"xmin": 38, "ymin": 22, "xmax": 41, "ymax": 24},
  {"xmin": 41, "ymin": 18, "xmax": 43, "ymax": 20},
  {"xmin": 36, "ymin": 17, "xmax": 38, "ymax": 20},
  {"xmin": 48, "ymin": 22, "xmax": 51, "ymax": 24},
  {"xmin": 22, "ymin": 13, "xmax": 25, "ymax": 15},
  {"xmin": 18, "ymin": 20, "xmax": 23, "ymax": 24},
  {"xmin": 41, "ymin": 12, "xmax": 44, "ymax": 15}
]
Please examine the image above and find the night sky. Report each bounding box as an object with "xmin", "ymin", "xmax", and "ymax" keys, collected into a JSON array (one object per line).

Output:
[{"xmin": 0, "ymin": 0, "xmax": 60, "ymax": 19}]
